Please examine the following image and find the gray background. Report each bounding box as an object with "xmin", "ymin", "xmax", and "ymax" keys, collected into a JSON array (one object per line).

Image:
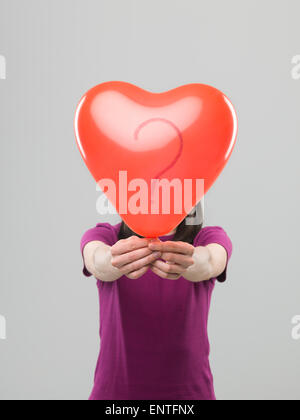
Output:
[{"xmin": 0, "ymin": 0, "xmax": 299, "ymax": 400}]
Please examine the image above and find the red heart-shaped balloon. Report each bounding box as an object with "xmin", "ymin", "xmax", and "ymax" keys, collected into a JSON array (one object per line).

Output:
[{"xmin": 75, "ymin": 81, "xmax": 237, "ymax": 237}]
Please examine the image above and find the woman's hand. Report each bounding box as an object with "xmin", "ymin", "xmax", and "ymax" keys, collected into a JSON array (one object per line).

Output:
[
  {"xmin": 110, "ymin": 236, "xmax": 162, "ymax": 279},
  {"xmin": 148, "ymin": 240, "xmax": 195, "ymax": 280},
  {"xmin": 148, "ymin": 240, "xmax": 228, "ymax": 282}
]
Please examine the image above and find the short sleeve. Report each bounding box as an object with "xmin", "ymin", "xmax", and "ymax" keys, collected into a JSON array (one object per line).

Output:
[
  {"xmin": 194, "ymin": 226, "xmax": 233, "ymax": 283},
  {"xmin": 80, "ymin": 222, "xmax": 117, "ymax": 277}
]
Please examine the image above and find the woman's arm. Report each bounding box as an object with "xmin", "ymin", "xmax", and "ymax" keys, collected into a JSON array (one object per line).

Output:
[
  {"xmin": 183, "ymin": 243, "xmax": 228, "ymax": 282},
  {"xmin": 83, "ymin": 236, "xmax": 162, "ymax": 282},
  {"xmin": 83, "ymin": 241, "xmax": 121, "ymax": 282}
]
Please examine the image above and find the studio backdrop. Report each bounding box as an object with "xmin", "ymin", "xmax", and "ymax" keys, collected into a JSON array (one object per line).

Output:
[{"xmin": 0, "ymin": 0, "xmax": 299, "ymax": 400}]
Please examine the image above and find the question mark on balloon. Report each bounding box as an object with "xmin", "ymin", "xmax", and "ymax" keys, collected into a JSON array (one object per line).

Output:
[{"xmin": 134, "ymin": 118, "xmax": 183, "ymax": 204}]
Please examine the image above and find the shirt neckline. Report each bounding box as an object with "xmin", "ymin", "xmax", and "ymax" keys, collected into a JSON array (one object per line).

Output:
[{"xmin": 158, "ymin": 233, "xmax": 175, "ymax": 240}]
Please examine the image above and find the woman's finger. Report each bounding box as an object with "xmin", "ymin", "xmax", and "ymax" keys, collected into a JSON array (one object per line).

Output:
[
  {"xmin": 111, "ymin": 236, "xmax": 151, "ymax": 256},
  {"xmin": 161, "ymin": 252, "xmax": 194, "ymax": 268},
  {"xmin": 126, "ymin": 265, "xmax": 150, "ymax": 280},
  {"xmin": 120, "ymin": 252, "xmax": 161, "ymax": 274},
  {"xmin": 150, "ymin": 264, "xmax": 181, "ymax": 280},
  {"xmin": 111, "ymin": 246, "xmax": 153, "ymax": 268},
  {"xmin": 151, "ymin": 259, "xmax": 185, "ymax": 275},
  {"xmin": 148, "ymin": 240, "xmax": 194, "ymax": 256}
]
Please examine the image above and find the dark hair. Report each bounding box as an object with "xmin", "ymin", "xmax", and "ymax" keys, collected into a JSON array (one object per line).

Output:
[{"xmin": 118, "ymin": 208, "xmax": 202, "ymax": 244}]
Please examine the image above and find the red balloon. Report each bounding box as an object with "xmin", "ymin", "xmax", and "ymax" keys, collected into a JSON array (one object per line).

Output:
[{"xmin": 75, "ymin": 81, "xmax": 237, "ymax": 238}]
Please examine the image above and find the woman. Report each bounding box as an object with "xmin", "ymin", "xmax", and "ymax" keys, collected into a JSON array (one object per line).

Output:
[{"xmin": 80, "ymin": 204, "xmax": 232, "ymax": 400}]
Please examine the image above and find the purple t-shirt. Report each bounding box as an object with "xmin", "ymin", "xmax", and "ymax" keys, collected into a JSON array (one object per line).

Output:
[{"xmin": 80, "ymin": 222, "xmax": 232, "ymax": 400}]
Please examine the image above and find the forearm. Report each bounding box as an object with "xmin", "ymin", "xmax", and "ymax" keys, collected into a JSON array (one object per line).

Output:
[
  {"xmin": 182, "ymin": 246, "xmax": 214, "ymax": 283},
  {"xmin": 84, "ymin": 241, "xmax": 122, "ymax": 282},
  {"xmin": 93, "ymin": 246, "xmax": 123, "ymax": 282}
]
